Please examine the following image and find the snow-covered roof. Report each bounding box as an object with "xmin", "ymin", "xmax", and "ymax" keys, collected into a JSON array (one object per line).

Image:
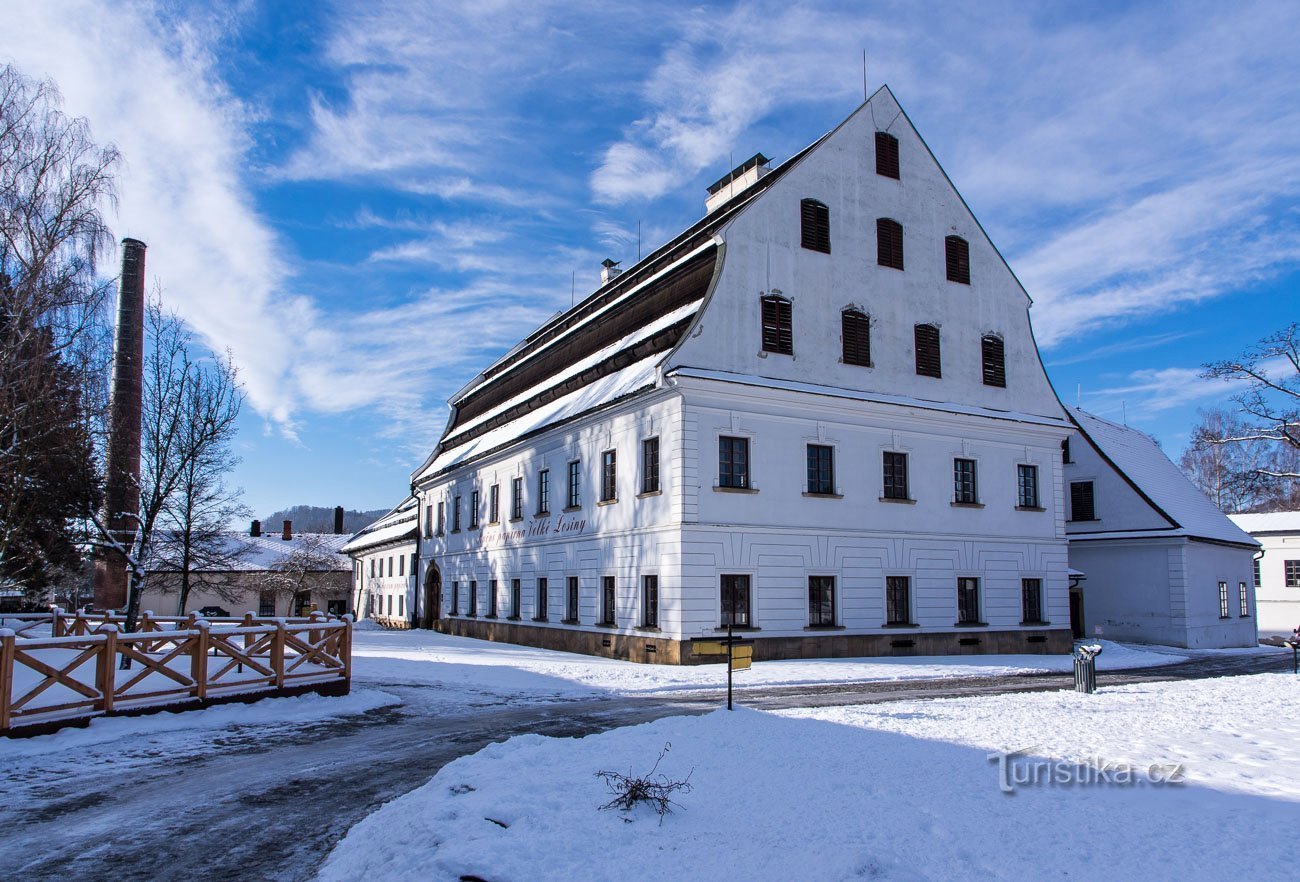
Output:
[
  {"xmin": 151, "ymin": 532, "xmax": 352, "ymax": 573},
  {"xmin": 1229, "ymin": 511, "xmax": 1300, "ymax": 535},
  {"xmin": 341, "ymin": 498, "xmax": 420, "ymax": 555},
  {"xmin": 1068, "ymin": 407, "xmax": 1257, "ymax": 547}
]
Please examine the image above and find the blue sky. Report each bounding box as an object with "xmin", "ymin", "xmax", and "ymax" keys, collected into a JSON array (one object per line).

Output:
[{"xmin": 3, "ymin": 0, "xmax": 1298, "ymax": 520}]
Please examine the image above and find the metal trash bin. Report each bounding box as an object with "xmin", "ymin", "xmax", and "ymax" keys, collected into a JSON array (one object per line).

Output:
[{"xmin": 1073, "ymin": 643, "xmax": 1103, "ymax": 694}]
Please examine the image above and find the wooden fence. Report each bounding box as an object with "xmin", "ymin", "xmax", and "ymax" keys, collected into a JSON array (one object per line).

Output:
[{"xmin": 0, "ymin": 609, "xmax": 352, "ymax": 736}]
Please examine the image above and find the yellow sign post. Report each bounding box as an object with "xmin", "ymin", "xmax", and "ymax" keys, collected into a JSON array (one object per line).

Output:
[{"xmin": 692, "ymin": 638, "xmax": 751, "ymax": 705}]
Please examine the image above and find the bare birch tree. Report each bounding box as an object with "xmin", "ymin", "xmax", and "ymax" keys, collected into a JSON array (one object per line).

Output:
[
  {"xmin": 1203, "ymin": 323, "xmax": 1300, "ymax": 476},
  {"xmin": 260, "ymin": 534, "xmax": 348, "ymax": 616}
]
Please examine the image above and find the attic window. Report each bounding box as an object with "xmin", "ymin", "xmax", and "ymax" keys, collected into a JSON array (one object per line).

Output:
[
  {"xmin": 761, "ymin": 294, "xmax": 793, "ymax": 355},
  {"xmin": 841, "ymin": 309, "xmax": 871, "ymax": 366},
  {"xmin": 877, "ymin": 218, "xmax": 904, "ymax": 270},
  {"xmin": 981, "ymin": 335, "xmax": 1006, "ymax": 387},
  {"xmin": 800, "ymin": 199, "xmax": 830, "ymax": 253},
  {"xmin": 914, "ymin": 323, "xmax": 941, "ymax": 378},
  {"xmin": 945, "ymin": 236, "xmax": 970, "ymax": 284},
  {"xmin": 875, "ymin": 131, "xmax": 900, "ymax": 179}
]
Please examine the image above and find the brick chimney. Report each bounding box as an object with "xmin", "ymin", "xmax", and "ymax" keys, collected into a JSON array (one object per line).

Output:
[
  {"xmin": 250, "ymin": 519, "xmax": 261, "ymax": 537},
  {"xmin": 93, "ymin": 238, "xmax": 147, "ymax": 610},
  {"xmin": 334, "ymin": 506, "xmax": 345, "ymax": 535},
  {"xmin": 282, "ymin": 519, "xmax": 292, "ymax": 541}
]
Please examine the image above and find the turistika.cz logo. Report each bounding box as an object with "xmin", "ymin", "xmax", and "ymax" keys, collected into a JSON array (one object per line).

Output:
[{"xmin": 988, "ymin": 747, "xmax": 1186, "ymax": 793}]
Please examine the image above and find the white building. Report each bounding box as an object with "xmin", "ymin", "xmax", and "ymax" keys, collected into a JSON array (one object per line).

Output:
[
  {"xmin": 1228, "ymin": 512, "xmax": 1300, "ymax": 636},
  {"xmin": 1065, "ymin": 408, "xmax": 1258, "ymax": 648},
  {"xmin": 341, "ymin": 498, "xmax": 419, "ymax": 628},
  {"xmin": 409, "ymin": 86, "xmax": 1080, "ymax": 664}
]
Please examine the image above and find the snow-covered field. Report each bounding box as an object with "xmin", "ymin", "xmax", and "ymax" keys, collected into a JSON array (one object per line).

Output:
[
  {"xmin": 319, "ymin": 673, "xmax": 1300, "ymax": 881},
  {"xmin": 349, "ymin": 628, "xmax": 1210, "ymax": 696}
]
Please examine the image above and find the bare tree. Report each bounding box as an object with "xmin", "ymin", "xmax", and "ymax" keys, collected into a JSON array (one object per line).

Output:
[
  {"xmin": 93, "ymin": 297, "xmax": 243, "ymax": 636},
  {"xmin": 260, "ymin": 534, "xmax": 348, "ymax": 616},
  {"xmin": 1178, "ymin": 408, "xmax": 1274, "ymax": 512},
  {"xmin": 1203, "ymin": 323, "xmax": 1300, "ymax": 478}
]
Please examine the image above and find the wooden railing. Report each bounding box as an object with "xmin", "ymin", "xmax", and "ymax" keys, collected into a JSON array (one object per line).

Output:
[{"xmin": 0, "ymin": 611, "xmax": 352, "ymax": 736}]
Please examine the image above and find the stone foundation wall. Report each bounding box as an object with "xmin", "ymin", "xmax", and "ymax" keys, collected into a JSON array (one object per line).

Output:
[{"xmin": 436, "ymin": 616, "xmax": 1073, "ymax": 665}]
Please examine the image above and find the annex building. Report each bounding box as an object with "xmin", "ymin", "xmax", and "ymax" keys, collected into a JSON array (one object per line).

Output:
[{"xmin": 404, "ymin": 86, "xmax": 1080, "ymax": 663}]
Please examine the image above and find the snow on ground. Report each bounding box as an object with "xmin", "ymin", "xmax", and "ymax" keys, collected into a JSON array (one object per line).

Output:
[
  {"xmin": 350, "ymin": 628, "xmax": 1222, "ymax": 697},
  {"xmin": 3, "ymin": 687, "xmax": 400, "ymax": 758},
  {"xmin": 319, "ymin": 673, "xmax": 1300, "ymax": 881}
]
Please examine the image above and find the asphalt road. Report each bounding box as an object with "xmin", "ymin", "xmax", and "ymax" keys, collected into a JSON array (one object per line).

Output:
[{"xmin": 1, "ymin": 650, "xmax": 1290, "ymax": 882}]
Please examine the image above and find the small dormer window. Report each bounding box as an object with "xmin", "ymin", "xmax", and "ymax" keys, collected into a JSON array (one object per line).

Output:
[
  {"xmin": 981, "ymin": 335, "xmax": 1006, "ymax": 387},
  {"xmin": 800, "ymin": 199, "xmax": 830, "ymax": 253},
  {"xmin": 946, "ymin": 235, "xmax": 970, "ymax": 284},
  {"xmin": 875, "ymin": 131, "xmax": 900, "ymax": 179},
  {"xmin": 761, "ymin": 294, "xmax": 793, "ymax": 355},
  {"xmin": 877, "ymin": 218, "xmax": 904, "ymax": 270}
]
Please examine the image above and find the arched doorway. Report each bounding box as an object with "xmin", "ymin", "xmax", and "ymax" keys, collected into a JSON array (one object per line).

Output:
[{"xmin": 422, "ymin": 562, "xmax": 441, "ymax": 630}]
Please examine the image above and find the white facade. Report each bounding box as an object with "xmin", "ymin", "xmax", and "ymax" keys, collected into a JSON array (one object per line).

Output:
[
  {"xmin": 1229, "ymin": 512, "xmax": 1300, "ymax": 636},
  {"xmin": 1065, "ymin": 408, "xmax": 1258, "ymax": 648},
  {"xmin": 342, "ymin": 499, "xmax": 419, "ymax": 627},
  {"xmin": 409, "ymin": 86, "xmax": 1077, "ymax": 663}
]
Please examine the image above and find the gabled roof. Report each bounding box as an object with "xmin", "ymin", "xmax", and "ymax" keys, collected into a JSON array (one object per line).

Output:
[
  {"xmin": 1229, "ymin": 511, "xmax": 1300, "ymax": 535},
  {"xmin": 341, "ymin": 497, "xmax": 420, "ymax": 555},
  {"xmin": 1068, "ymin": 407, "xmax": 1257, "ymax": 547},
  {"xmin": 151, "ymin": 532, "xmax": 352, "ymax": 573}
]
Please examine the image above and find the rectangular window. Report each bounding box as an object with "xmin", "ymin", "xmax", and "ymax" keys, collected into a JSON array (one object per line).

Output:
[
  {"xmin": 841, "ymin": 309, "xmax": 871, "ymax": 366},
  {"xmin": 387, "ymin": 595, "xmax": 393, "ymax": 616},
  {"xmin": 399, "ymin": 555, "xmax": 405, "ymax": 577},
  {"xmin": 369, "ymin": 558, "xmax": 374, "ymax": 577},
  {"xmin": 982, "ymin": 336, "xmax": 1006, "ymax": 387},
  {"xmin": 1017, "ymin": 464, "xmax": 1040, "ymax": 508},
  {"xmin": 945, "ymin": 235, "xmax": 970, "ymax": 285},
  {"xmin": 807, "ymin": 444, "xmax": 835, "ymax": 495},
  {"xmin": 258, "ymin": 591, "xmax": 275, "ymax": 617},
  {"xmin": 1253, "ymin": 558, "xmax": 1261, "ymax": 588},
  {"xmin": 1062, "ymin": 439, "xmax": 1072, "ymax": 464},
  {"xmin": 601, "ymin": 449, "xmax": 617, "ymax": 502},
  {"xmin": 489, "ymin": 484, "xmax": 500, "ymax": 523},
  {"xmin": 957, "ymin": 577, "xmax": 981, "ymax": 625},
  {"xmin": 489, "ymin": 578, "xmax": 498, "ymax": 617},
  {"xmin": 641, "ymin": 438, "xmax": 660, "ymax": 494},
  {"xmin": 537, "ymin": 469, "xmax": 550, "ymax": 514},
  {"xmin": 1021, "ymin": 578, "xmax": 1043, "ymax": 624},
  {"xmin": 511, "ymin": 477, "xmax": 523, "ymax": 520},
  {"xmin": 567, "ymin": 460, "xmax": 581, "ymax": 508},
  {"xmin": 719, "ymin": 436, "xmax": 750, "ymax": 489},
  {"xmin": 642, "ymin": 575, "xmax": 659, "ymax": 628},
  {"xmin": 914, "ymin": 324, "xmax": 941, "ymax": 377},
  {"xmin": 885, "ymin": 576, "xmax": 911, "ymax": 626},
  {"xmin": 877, "ymin": 218, "xmax": 904, "ymax": 270},
  {"xmin": 800, "ymin": 199, "xmax": 831, "ymax": 253},
  {"xmin": 875, "ymin": 131, "xmax": 900, "ymax": 179},
  {"xmin": 452, "ymin": 495, "xmax": 462, "ymax": 532},
  {"xmin": 424, "ymin": 504, "xmax": 433, "ymax": 539},
  {"xmin": 1239, "ymin": 582, "xmax": 1250, "ymax": 618},
  {"xmin": 469, "ymin": 490, "xmax": 480, "ymax": 528},
  {"xmin": 720, "ymin": 574, "xmax": 752, "ymax": 627},
  {"xmin": 761, "ymin": 295, "xmax": 794, "ymax": 355},
  {"xmin": 469, "ymin": 580, "xmax": 478, "ymax": 617},
  {"xmin": 882, "ymin": 451, "xmax": 909, "ymax": 500},
  {"xmin": 1069, "ymin": 481, "xmax": 1096, "ymax": 522},
  {"xmin": 511, "ymin": 579, "xmax": 521, "ymax": 618},
  {"xmin": 450, "ymin": 581, "xmax": 459, "ymax": 616},
  {"xmin": 535, "ymin": 578, "xmax": 548, "ymax": 621},
  {"xmin": 436, "ymin": 501, "xmax": 445, "ymax": 536},
  {"xmin": 566, "ymin": 576, "xmax": 579, "ymax": 623},
  {"xmin": 398, "ymin": 595, "xmax": 404, "ymax": 617},
  {"xmin": 387, "ymin": 556, "xmax": 393, "ymax": 577},
  {"xmin": 808, "ymin": 575, "xmax": 835, "ymax": 626},
  {"xmin": 953, "ymin": 458, "xmax": 978, "ymax": 504},
  {"xmin": 1219, "ymin": 581, "xmax": 1230, "ymax": 618},
  {"xmin": 601, "ymin": 576, "xmax": 616, "ymax": 625},
  {"xmin": 1286, "ymin": 560, "xmax": 1300, "ymax": 588}
]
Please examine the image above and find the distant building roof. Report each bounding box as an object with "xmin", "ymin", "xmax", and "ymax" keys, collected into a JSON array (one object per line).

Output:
[
  {"xmin": 341, "ymin": 497, "xmax": 419, "ymax": 555},
  {"xmin": 150, "ymin": 532, "xmax": 351, "ymax": 574},
  {"xmin": 1068, "ymin": 407, "xmax": 1257, "ymax": 547},
  {"xmin": 1229, "ymin": 511, "xmax": 1300, "ymax": 535}
]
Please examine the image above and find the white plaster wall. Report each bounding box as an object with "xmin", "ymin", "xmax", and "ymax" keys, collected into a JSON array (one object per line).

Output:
[
  {"xmin": 352, "ymin": 543, "xmax": 417, "ymax": 622},
  {"xmin": 1180, "ymin": 540, "xmax": 1257, "ymax": 648},
  {"xmin": 1255, "ymin": 532, "xmax": 1300, "ymax": 635},
  {"xmin": 668, "ymin": 88, "xmax": 1063, "ymax": 421},
  {"xmin": 1063, "ymin": 430, "xmax": 1172, "ymax": 534}
]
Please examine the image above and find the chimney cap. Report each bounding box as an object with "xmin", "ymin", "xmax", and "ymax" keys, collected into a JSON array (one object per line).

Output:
[
  {"xmin": 250, "ymin": 519, "xmax": 261, "ymax": 537},
  {"xmin": 120, "ymin": 237, "xmax": 148, "ymax": 249},
  {"xmin": 601, "ymin": 258, "xmax": 620, "ymax": 269},
  {"xmin": 706, "ymin": 153, "xmax": 771, "ymax": 195}
]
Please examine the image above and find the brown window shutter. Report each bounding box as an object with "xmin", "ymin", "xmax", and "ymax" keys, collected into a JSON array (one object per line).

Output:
[
  {"xmin": 877, "ymin": 218, "xmax": 904, "ymax": 270},
  {"xmin": 981, "ymin": 335, "xmax": 1006, "ymax": 387},
  {"xmin": 875, "ymin": 131, "xmax": 900, "ymax": 179},
  {"xmin": 800, "ymin": 199, "xmax": 830, "ymax": 253},
  {"xmin": 841, "ymin": 309, "xmax": 871, "ymax": 366},
  {"xmin": 914, "ymin": 323, "xmax": 941, "ymax": 377},
  {"xmin": 945, "ymin": 236, "xmax": 970, "ymax": 284},
  {"xmin": 761, "ymin": 295, "xmax": 793, "ymax": 355}
]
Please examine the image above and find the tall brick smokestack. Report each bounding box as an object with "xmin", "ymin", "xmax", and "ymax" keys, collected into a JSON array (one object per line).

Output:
[{"xmin": 93, "ymin": 238, "xmax": 147, "ymax": 610}]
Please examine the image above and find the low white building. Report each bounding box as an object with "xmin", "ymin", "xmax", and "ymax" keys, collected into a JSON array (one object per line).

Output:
[
  {"xmin": 341, "ymin": 498, "xmax": 419, "ymax": 628},
  {"xmin": 1228, "ymin": 512, "xmax": 1300, "ymax": 636},
  {"xmin": 1065, "ymin": 408, "xmax": 1259, "ymax": 648}
]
